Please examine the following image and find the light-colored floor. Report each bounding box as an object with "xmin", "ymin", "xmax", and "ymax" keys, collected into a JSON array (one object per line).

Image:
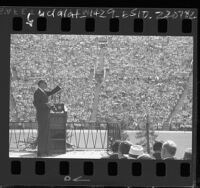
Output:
[{"xmin": 9, "ymin": 149, "xmax": 109, "ymax": 159}]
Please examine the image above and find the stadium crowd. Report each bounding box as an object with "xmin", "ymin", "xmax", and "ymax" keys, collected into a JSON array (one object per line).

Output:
[
  {"xmin": 10, "ymin": 35, "xmax": 193, "ymax": 130},
  {"xmin": 102, "ymin": 139, "xmax": 192, "ymax": 160}
]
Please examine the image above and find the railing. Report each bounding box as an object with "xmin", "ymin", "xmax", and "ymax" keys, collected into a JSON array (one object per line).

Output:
[
  {"xmin": 66, "ymin": 122, "xmax": 109, "ymax": 149},
  {"xmin": 9, "ymin": 121, "xmax": 192, "ymax": 151},
  {"xmin": 9, "ymin": 122, "xmax": 122, "ymax": 151},
  {"xmin": 9, "ymin": 122, "xmax": 37, "ymax": 150}
]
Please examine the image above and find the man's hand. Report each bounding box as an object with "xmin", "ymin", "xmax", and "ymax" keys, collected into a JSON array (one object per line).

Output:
[
  {"xmin": 57, "ymin": 85, "xmax": 61, "ymax": 90},
  {"xmin": 46, "ymin": 103, "xmax": 52, "ymax": 109},
  {"xmin": 54, "ymin": 85, "xmax": 61, "ymax": 93}
]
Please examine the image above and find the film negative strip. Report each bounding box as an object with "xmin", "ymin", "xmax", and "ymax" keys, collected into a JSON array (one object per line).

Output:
[{"xmin": 0, "ymin": 6, "xmax": 198, "ymax": 187}]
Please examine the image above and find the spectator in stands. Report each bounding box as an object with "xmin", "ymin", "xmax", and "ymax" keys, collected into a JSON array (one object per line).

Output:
[
  {"xmin": 137, "ymin": 153, "xmax": 154, "ymax": 160},
  {"xmin": 152, "ymin": 140, "xmax": 164, "ymax": 160},
  {"xmin": 127, "ymin": 145, "xmax": 144, "ymax": 159},
  {"xmin": 161, "ymin": 140, "xmax": 177, "ymax": 160},
  {"xmin": 118, "ymin": 141, "xmax": 133, "ymax": 159},
  {"xmin": 101, "ymin": 140, "xmax": 121, "ymax": 159},
  {"xmin": 183, "ymin": 148, "xmax": 192, "ymax": 160}
]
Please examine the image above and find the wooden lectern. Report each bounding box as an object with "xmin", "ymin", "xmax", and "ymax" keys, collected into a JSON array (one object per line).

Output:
[{"xmin": 48, "ymin": 112, "xmax": 67, "ymax": 154}]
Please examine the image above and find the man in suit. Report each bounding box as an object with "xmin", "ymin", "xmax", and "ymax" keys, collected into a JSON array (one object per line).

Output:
[
  {"xmin": 152, "ymin": 140, "xmax": 164, "ymax": 160},
  {"xmin": 183, "ymin": 148, "xmax": 192, "ymax": 160},
  {"xmin": 161, "ymin": 140, "xmax": 177, "ymax": 160},
  {"xmin": 118, "ymin": 141, "xmax": 133, "ymax": 159},
  {"xmin": 101, "ymin": 140, "xmax": 121, "ymax": 159},
  {"xmin": 33, "ymin": 80, "xmax": 61, "ymax": 157}
]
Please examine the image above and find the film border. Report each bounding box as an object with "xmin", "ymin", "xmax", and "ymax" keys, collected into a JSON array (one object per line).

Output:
[{"xmin": 0, "ymin": 6, "xmax": 198, "ymax": 187}]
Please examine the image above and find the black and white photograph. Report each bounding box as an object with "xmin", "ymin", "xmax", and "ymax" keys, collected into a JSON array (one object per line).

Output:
[{"xmin": 9, "ymin": 34, "xmax": 193, "ymax": 160}]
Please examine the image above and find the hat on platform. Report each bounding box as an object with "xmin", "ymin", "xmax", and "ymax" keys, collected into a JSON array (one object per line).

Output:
[
  {"xmin": 137, "ymin": 153, "xmax": 154, "ymax": 160},
  {"xmin": 128, "ymin": 145, "xmax": 144, "ymax": 158}
]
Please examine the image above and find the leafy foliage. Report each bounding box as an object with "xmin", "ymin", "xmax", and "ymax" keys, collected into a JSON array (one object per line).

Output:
[{"xmin": 135, "ymin": 114, "xmax": 158, "ymax": 153}]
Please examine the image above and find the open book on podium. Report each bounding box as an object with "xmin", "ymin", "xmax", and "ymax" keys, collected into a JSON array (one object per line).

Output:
[{"xmin": 48, "ymin": 103, "xmax": 67, "ymax": 154}]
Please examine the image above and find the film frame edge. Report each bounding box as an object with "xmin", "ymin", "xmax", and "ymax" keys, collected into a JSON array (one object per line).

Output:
[{"xmin": 0, "ymin": 6, "xmax": 198, "ymax": 187}]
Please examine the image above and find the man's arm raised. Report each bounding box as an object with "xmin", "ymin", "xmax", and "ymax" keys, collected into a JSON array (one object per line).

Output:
[{"xmin": 46, "ymin": 85, "xmax": 61, "ymax": 97}]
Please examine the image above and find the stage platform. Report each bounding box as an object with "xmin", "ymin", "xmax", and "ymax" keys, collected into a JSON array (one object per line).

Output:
[{"xmin": 9, "ymin": 149, "xmax": 109, "ymax": 158}]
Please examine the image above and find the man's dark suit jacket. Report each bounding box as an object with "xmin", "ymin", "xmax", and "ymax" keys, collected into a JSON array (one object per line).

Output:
[
  {"xmin": 153, "ymin": 152, "xmax": 162, "ymax": 160},
  {"xmin": 33, "ymin": 86, "xmax": 61, "ymax": 155},
  {"xmin": 33, "ymin": 86, "xmax": 61, "ymax": 120}
]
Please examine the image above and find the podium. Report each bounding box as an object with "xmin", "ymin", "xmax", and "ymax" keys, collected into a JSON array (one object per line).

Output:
[{"xmin": 48, "ymin": 112, "xmax": 67, "ymax": 154}]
